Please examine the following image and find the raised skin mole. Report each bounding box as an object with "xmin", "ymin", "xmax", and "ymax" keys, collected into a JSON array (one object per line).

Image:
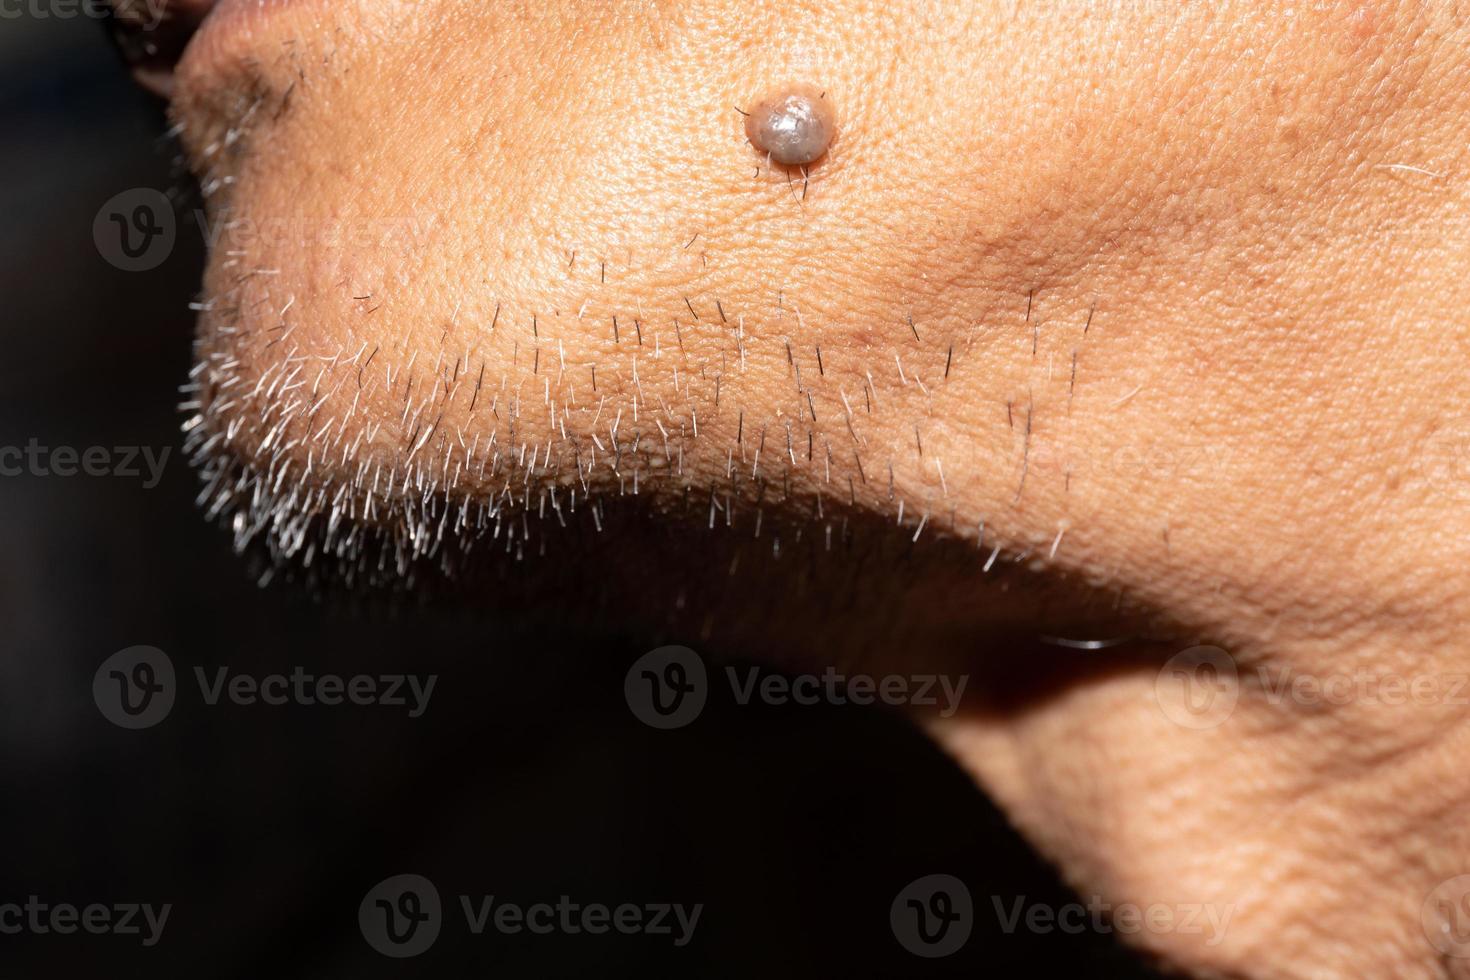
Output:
[{"xmin": 744, "ymin": 84, "xmax": 836, "ymax": 167}]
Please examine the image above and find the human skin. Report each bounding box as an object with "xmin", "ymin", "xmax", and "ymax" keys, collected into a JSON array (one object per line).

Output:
[{"xmin": 113, "ymin": 0, "xmax": 1470, "ymax": 975}]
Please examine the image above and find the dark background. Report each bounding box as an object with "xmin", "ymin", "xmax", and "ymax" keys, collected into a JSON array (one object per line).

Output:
[{"xmin": 0, "ymin": 10, "xmax": 1162, "ymax": 977}]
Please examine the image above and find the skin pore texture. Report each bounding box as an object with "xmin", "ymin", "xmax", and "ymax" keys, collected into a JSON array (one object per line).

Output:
[{"xmin": 150, "ymin": 0, "xmax": 1470, "ymax": 975}]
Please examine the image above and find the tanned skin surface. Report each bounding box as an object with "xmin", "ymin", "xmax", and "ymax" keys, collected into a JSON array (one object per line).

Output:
[{"xmin": 115, "ymin": 0, "xmax": 1470, "ymax": 975}]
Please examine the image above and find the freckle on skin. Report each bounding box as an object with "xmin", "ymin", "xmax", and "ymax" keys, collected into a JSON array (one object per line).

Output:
[{"xmin": 744, "ymin": 84, "xmax": 836, "ymax": 167}]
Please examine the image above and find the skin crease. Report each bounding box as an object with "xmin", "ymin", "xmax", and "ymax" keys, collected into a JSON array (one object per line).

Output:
[{"xmin": 136, "ymin": 0, "xmax": 1470, "ymax": 975}]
